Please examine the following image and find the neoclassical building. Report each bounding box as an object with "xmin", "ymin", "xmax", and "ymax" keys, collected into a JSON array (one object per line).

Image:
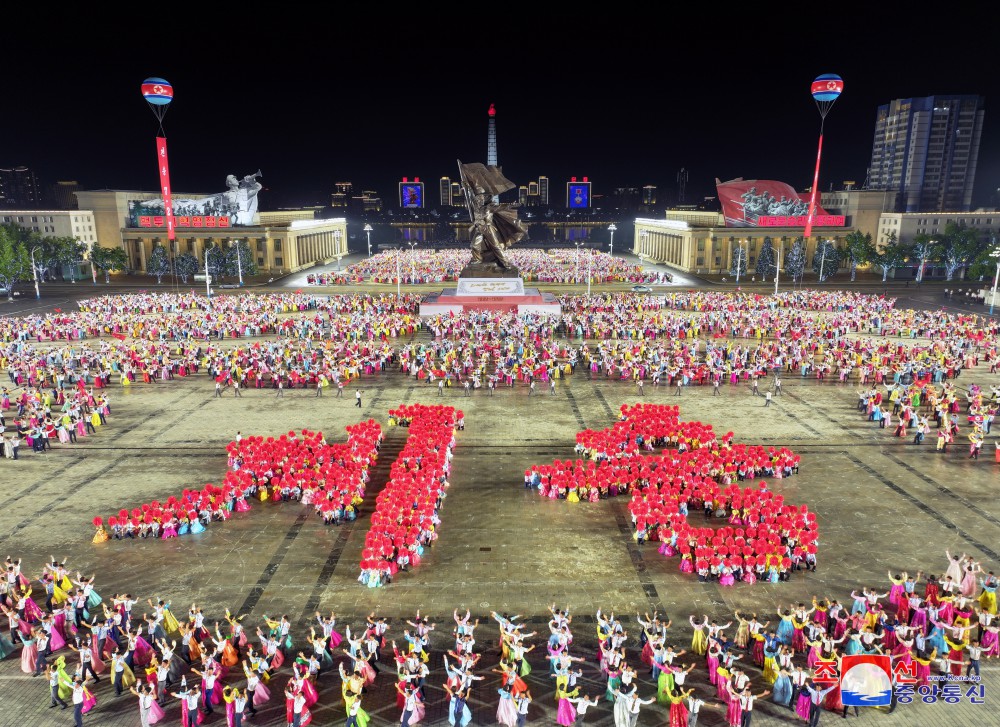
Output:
[{"xmin": 74, "ymin": 190, "xmax": 346, "ymax": 275}]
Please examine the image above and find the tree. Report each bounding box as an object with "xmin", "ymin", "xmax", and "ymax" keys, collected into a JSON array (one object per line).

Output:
[
  {"xmin": 908, "ymin": 234, "xmax": 940, "ymax": 283},
  {"xmin": 90, "ymin": 246, "xmax": 129, "ymax": 283},
  {"xmin": 26, "ymin": 235, "xmax": 84, "ymax": 280},
  {"xmin": 842, "ymin": 231, "xmax": 875, "ymax": 282},
  {"xmin": 146, "ymin": 244, "xmax": 172, "ymax": 284},
  {"xmin": 755, "ymin": 237, "xmax": 775, "ymax": 278},
  {"xmin": 730, "ymin": 246, "xmax": 747, "ymax": 280},
  {"xmin": 223, "ymin": 239, "xmax": 258, "ymax": 280},
  {"xmin": 173, "ymin": 252, "xmax": 199, "ymax": 283},
  {"xmin": 203, "ymin": 241, "xmax": 226, "ymax": 278},
  {"xmin": 784, "ymin": 238, "xmax": 806, "ymax": 283},
  {"xmin": 812, "ymin": 240, "xmax": 841, "ymax": 282},
  {"xmin": 0, "ymin": 226, "xmax": 30, "ymax": 299},
  {"xmin": 943, "ymin": 222, "xmax": 987, "ymax": 280},
  {"xmin": 873, "ymin": 234, "xmax": 906, "ymax": 281}
]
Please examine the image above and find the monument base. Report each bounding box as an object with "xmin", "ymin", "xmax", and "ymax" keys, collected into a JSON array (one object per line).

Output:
[{"xmin": 419, "ymin": 277, "xmax": 561, "ymax": 316}]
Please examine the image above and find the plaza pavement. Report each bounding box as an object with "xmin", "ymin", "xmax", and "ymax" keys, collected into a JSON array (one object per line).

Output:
[{"xmin": 1, "ymin": 285, "xmax": 998, "ymax": 727}]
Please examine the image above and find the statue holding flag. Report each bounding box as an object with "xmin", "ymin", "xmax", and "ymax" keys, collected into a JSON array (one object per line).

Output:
[{"xmin": 458, "ymin": 160, "xmax": 527, "ymax": 275}]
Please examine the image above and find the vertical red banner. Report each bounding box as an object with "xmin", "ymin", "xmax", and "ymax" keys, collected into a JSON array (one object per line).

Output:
[{"xmin": 156, "ymin": 137, "xmax": 175, "ymax": 240}]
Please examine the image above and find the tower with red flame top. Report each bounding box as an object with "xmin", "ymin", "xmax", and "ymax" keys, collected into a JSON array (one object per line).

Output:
[{"xmin": 487, "ymin": 103, "xmax": 497, "ymax": 168}]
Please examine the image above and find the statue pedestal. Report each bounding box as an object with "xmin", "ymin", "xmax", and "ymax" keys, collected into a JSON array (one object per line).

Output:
[{"xmin": 419, "ymin": 276, "xmax": 561, "ymax": 316}]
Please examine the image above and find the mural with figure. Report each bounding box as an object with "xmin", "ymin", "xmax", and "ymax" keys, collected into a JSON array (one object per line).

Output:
[{"xmin": 129, "ymin": 170, "xmax": 263, "ymax": 228}]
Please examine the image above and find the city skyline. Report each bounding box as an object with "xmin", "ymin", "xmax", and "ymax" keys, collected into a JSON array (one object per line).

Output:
[{"xmin": 3, "ymin": 13, "xmax": 1000, "ymax": 210}]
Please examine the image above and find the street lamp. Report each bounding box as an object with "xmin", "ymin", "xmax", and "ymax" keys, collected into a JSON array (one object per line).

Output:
[
  {"xmin": 817, "ymin": 240, "xmax": 829, "ymax": 283},
  {"xmin": 774, "ymin": 239, "xmax": 782, "ymax": 295},
  {"xmin": 30, "ymin": 247, "xmax": 40, "ymax": 299},
  {"xmin": 608, "ymin": 223, "xmax": 617, "ymax": 257},
  {"xmin": 204, "ymin": 248, "xmax": 212, "ymax": 300},
  {"xmin": 230, "ymin": 239, "xmax": 244, "ymax": 287},
  {"xmin": 363, "ymin": 224, "xmax": 373, "ymax": 257},
  {"xmin": 407, "ymin": 242, "xmax": 417, "ymax": 284},
  {"xmin": 334, "ymin": 230, "xmax": 343, "ymax": 270},
  {"xmin": 395, "ymin": 248, "xmax": 401, "ymax": 297},
  {"xmin": 989, "ymin": 248, "xmax": 1000, "ymax": 315},
  {"xmin": 586, "ymin": 250, "xmax": 592, "ymax": 296},
  {"xmin": 734, "ymin": 239, "xmax": 747, "ymax": 285},
  {"xmin": 574, "ymin": 242, "xmax": 582, "ymax": 284}
]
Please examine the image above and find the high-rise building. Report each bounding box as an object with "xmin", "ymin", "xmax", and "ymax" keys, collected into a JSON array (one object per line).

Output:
[
  {"xmin": 538, "ymin": 176, "xmax": 549, "ymax": 206},
  {"xmin": 330, "ymin": 182, "xmax": 352, "ymax": 208},
  {"xmin": 439, "ymin": 177, "xmax": 453, "ymax": 206},
  {"xmin": 866, "ymin": 95, "xmax": 984, "ymax": 212},
  {"xmin": 0, "ymin": 166, "xmax": 41, "ymax": 208}
]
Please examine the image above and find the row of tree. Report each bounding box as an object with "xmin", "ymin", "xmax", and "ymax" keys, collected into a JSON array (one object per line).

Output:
[
  {"xmin": 731, "ymin": 223, "xmax": 1000, "ymax": 284},
  {"xmin": 0, "ymin": 223, "xmax": 260, "ymax": 298},
  {"xmin": 145, "ymin": 240, "xmax": 258, "ymax": 284}
]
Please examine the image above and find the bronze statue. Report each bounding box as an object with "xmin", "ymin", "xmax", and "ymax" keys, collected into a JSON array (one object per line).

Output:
[{"xmin": 458, "ymin": 160, "xmax": 527, "ymax": 276}]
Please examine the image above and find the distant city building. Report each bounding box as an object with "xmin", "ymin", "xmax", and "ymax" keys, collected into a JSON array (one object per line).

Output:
[
  {"xmin": 399, "ymin": 178, "xmax": 424, "ymax": 209},
  {"xmin": 0, "ymin": 209, "xmax": 97, "ymax": 246},
  {"xmin": 538, "ymin": 176, "xmax": 549, "ymax": 206},
  {"xmin": 330, "ymin": 182, "xmax": 353, "ymax": 208},
  {"xmin": 439, "ymin": 177, "xmax": 454, "ymax": 206},
  {"xmin": 611, "ymin": 187, "xmax": 643, "ymax": 210},
  {"xmin": 49, "ymin": 180, "xmax": 81, "ymax": 210},
  {"xmin": 866, "ymin": 94, "xmax": 985, "ymax": 212},
  {"xmin": 643, "ymin": 185, "xmax": 657, "ymax": 206},
  {"xmin": 566, "ymin": 177, "xmax": 592, "ymax": 209},
  {"xmin": 0, "ymin": 166, "xmax": 41, "ymax": 208}
]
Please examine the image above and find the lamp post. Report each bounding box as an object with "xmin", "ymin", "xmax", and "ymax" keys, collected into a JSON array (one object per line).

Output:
[
  {"xmin": 204, "ymin": 248, "xmax": 211, "ymax": 300},
  {"xmin": 395, "ymin": 248, "xmax": 401, "ymax": 297},
  {"xmin": 989, "ymin": 248, "xmax": 1000, "ymax": 315},
  {"xmin": 408, "ymin": 242, "xmax": 417, "ymax": 284},
  {"xmin": 363, "ymin": 224, "xmax": 373, "ymax": 257},
  {"xmin": 574, "ymin": 242, "xmax": 582, "ymax": 284},
  {"xmin": 30, "ymin": 247, "xmax": 40, "ymax": 299},
  {"xmin": 586, "ymin": 250, "xmax": 592, "ymax": 296},
  {"xmin": 231, "ymin": 239, "xmax": 244, "ymax": 287},
  {"xmin": 334, "ymin": 230, "xmax": 343, "ymax": 270},
  {"xmin": 734, "ymin": 239, "xmax": 747, "ymax": 285},
  {"xmin": 608, "ymin": 223, "xmax": 617, "ymax": 257},
  {"xmin": 774, "ymin": 239, "xmax": 782, "ymax": 296}
]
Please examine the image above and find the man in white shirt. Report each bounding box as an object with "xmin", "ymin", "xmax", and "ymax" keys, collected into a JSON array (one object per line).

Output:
[
  {"xmin": 733, "ymin": 685, "xmax": 770, "ymax": 726},
  {"xmin": 285, "ymin": 686, "xmax": 306, "ymax": 727},
  {"xmin": 47, "ymin": 664, "xmax": 69, "ymax": 709},
  {"xmin": 69, "ymin": 677, "xmax": 86, "ymax": 727},
  {"xmin": 624, "ymin": 691, "xmax": 655, "ymax": 727},
  {"xmin": 513, "ymin": 690, "xmax": 532, "ymax": 727}
]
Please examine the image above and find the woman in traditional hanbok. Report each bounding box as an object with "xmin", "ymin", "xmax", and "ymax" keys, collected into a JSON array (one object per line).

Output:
[
  {"xmin": 497, "ymin": 683, "xmax": 520, "ymax": 727},
  {"xmin": 19, "ymin": 628, "xmax": 38, "ymax": 674}
]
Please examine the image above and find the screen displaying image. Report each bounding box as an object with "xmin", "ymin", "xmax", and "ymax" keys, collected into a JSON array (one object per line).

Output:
[
  {"xmin": 400, "ymin": 183, "xmax": 423, "ymax": 209},
  {"xmin": 567, "ymin": 183, "xmax": 590, "ymax": 209}
]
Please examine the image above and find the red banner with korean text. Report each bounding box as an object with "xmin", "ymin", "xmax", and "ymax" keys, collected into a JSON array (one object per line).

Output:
[{"xmin": 156, "ymin": 137, "xmax": 176, "ymax": 240}]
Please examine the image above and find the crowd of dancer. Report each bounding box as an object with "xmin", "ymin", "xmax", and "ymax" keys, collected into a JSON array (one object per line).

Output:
[
  {"xmin": 5, "ymin": 544, "xmax": 994, "ymax": 727},
  {"xmin": 328, "ymin": 249, "xmax": 660, "ymax": 287},
  {"xmin": 92, "ymin": 424, "xmax": 382, "ymax": 542},
  {"xmin": 525, "ymin": 404, "xmax": 815, "ymax": 585},
  {"xmin": 2, "ymin": 290, "xmax": 999, "ymax": 410}
]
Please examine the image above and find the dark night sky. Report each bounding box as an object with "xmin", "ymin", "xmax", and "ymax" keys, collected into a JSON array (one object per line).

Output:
[{"xmin": 4, "ymin": 11, "xmax": 999, "ymax": 210}]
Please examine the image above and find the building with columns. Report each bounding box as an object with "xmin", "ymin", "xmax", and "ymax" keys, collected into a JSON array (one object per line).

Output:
[
  {"xmin": 631, "ymin": 188, "xmax": 904, "ymax": 275},
  {"xmin": 632, "ymin": 213, "xmax": 853, "ymax": 275},
  {"xmin": 74, "ymin": 190, "xmax": 346, "ymax": 275}
]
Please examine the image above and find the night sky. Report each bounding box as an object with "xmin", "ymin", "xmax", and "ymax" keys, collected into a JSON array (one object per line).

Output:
[{"xmin": 4, "ymin": 11, "xmax": 999, "ymax": 210}]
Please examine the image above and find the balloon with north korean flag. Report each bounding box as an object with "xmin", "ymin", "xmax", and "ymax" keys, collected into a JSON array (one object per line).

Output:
[
  {"xmin": 811, "ymin": 73, "xmax": 843, "ymax": 118},
  {"xmin": 141, "ymin": 77, "xmax": 173, "ymax": 106}
]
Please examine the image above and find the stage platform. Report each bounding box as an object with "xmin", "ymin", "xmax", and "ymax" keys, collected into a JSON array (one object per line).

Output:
[{"xmin": 418, "ymin": 277, "xmax": 562, "ymax": 316}]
